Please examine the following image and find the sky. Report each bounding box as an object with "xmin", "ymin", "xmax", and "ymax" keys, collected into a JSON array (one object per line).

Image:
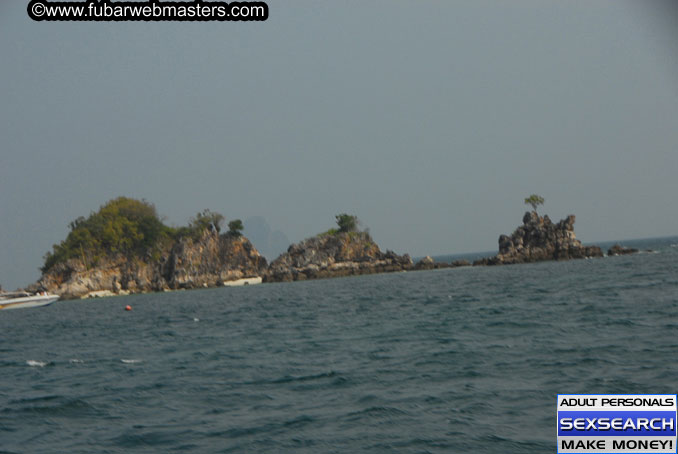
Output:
[{"xmin": 1, "ymin": 1, "xmax": 677, "ymax": 290}]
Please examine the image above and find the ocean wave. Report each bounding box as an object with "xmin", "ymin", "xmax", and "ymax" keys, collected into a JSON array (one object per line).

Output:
[
  {"xmin": 26, "ymin": 360, "xmax": 48, "ymax": 367},
  {"xmin": 4, "ymin": 396, "xmax": 104, "ymax": 417},
  {"xmin": 248, "ymin": 371, "xmax": 340, "ymax": 385},
  {"xmin": 345, "ymin": 406, "xmax": 409, "ymax": 419},
  {"xmin": 3, "ymin": 242, "xmax": 676, "ymax": 454}
]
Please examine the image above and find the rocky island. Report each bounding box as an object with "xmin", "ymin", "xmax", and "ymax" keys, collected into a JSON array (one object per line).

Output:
[
  {"xmin": 32, "ymin": 202, "xmax": 412, "ymax": 299},
  {"xmin": 24, "ymin": 195, "xmax": 639, "ymax": 300},
  {"xmin": 264, "ymin": 214, "xmax": 413, "ymax": 282},
  {"xmin": 33, "ymin": 198, "xmax": 266, "ymax": 299},
  {"xmin": 474, "ymin": 211, "xmax": 604, "ymax": 266}
]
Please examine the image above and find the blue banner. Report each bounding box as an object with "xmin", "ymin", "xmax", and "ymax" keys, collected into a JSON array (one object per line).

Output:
[{"xmin": 558, "ymin": 411, "xmax": 676, "ymax": 437}]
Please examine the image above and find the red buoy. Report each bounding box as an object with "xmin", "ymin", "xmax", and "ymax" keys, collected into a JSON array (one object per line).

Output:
[{"xmin": 125, "ymin": 305, "xmax": 132, "ymax": 311}]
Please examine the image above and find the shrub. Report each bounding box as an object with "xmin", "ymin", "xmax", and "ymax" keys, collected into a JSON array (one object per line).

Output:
[
  {"xmin": 227, "ymin": 219, "xmax": 244, "ymax": 237},
  {"xmin": 42, "ymin": 197, "xmax": 173, "ymax": 272},
  {"xmin": 335, "ymin": 214, "xmax": 359, "ymax": 233}
]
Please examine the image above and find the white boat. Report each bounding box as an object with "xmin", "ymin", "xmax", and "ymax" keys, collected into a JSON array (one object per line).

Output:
[{"xmin": 0, "ymin": 292, "xmax": 59, "ymax": 310}]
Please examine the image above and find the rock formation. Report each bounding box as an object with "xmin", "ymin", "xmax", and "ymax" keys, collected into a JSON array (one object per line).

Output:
[
  {"xmin": 264, "ymin": 231, "xmax": 412, "ymax": 282},
  {"xmin": 413, "ymin": 256, "xmax": 471, "ymax": 270},
  {"xmin": 35, "ymin": 230, "xmax": 267, "ymax": 299},
  {"xmin": 474, "ymin": 211, "xmax": 603, "ymax": 266},
  {"xmin": 607, "ymin": 244, "xmax": 638, "ymax": 256},
  {"xmin": 414, "ymin": 255, "xmax": 436, "ymax": 270},
  {"xmin": 452, "ymin": 259, "xmax": 472, "ymax": 267}
]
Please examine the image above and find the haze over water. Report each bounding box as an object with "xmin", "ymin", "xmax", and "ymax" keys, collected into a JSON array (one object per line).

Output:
[{"xmin": 2, "ymin": 237, "xmax": 676, "ymax": 453}]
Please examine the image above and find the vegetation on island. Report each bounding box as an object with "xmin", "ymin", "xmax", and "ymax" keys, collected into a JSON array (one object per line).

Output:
[
  {"xmin": 227, "ymin": 219, "xmax": 244, "ymax": 237},
  {"xmin": 175, "ymin": 209, "xmax": 224, "ymax": 240},
  {"xmin": 318, "ymin": 213, "xmax": 361, "ymax": 237},
  {"xmin": 524, "ymin": 194, "xmax": 545, "ymax": 212},
  {"xmin": 335, "ymin": 214, "xmax": 359, "ymax": 233},
  {"xmin": 41, "ymin": 197, "xmax": 240, "ymax": 273},
  {"xmin": 316, "ymin": 214, "xmax": 375, "ymax": 253}
]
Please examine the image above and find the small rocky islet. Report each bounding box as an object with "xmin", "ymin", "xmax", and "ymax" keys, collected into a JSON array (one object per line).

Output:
[
  {"xmin": 25, "ymin": 197, "xmax": 638, "ymax": 300},
  {"xmin": 473, "ymin": 211, "xmax": 604, "ymax": 266},
  {"xmin": 264, "ymin": 230, "xmax": 412, "ymax": 283}
]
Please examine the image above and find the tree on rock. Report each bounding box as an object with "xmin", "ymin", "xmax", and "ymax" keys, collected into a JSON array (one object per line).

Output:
[
  {"xmin": 335, "ymin": 214, "xmax": 359, "ymax": 233},
  {"xmin": 41, "ymin": 197, "xmax": 173, "ymax": 273},
  {"xmin": 189, "ymin": 209, "xmax": 224, "ymax": 235},
  {"xmin": 524, "ymin": 194, "xmax": 545, "ymax": 212},
  {"xmin": 227, "ymin": 219, "xmax": 244, "ymax": 237}
]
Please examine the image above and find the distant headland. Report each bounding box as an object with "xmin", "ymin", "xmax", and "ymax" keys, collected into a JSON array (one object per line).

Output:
[{"xmin": 17, "ymin": 195, "xmax": 637, "ymax": 300}]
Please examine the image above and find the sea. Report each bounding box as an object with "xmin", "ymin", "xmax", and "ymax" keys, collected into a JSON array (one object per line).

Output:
[{"xmin": 1, "ymin": 236, "xmax": 677, "ymax": 453}]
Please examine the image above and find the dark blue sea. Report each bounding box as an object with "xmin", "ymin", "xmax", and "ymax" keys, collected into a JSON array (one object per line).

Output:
[{"xmin": 2, "ymin": 237, "xmax": 677, "ymax": 453}]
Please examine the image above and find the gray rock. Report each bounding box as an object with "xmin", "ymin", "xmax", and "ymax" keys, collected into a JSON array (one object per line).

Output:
[
  {"xmin": 264, "ymin": 232, "xmax": 412, "ymax": 282},
  {"xmin": 607, "ymin": 244, "xmax": 638, "ymax": 256},
  {"xmin": 38, "ymin": 230, "xmax": 267, "ymax": 299},
  {"xmin": 415, "ymin": 255, "xmax": 436, "ymax": 270},
  {"xmin": 451, "ymin": 259, "xmax": 471, "ymax": 267},
  {"xmin": 476, "ymin": 211, "xmax": 603, "ymax": 266}
]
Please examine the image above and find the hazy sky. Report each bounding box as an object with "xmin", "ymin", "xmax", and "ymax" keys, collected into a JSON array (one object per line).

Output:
[{"xmin": 1, "ymin": 1, "xmax": 677, "ymax": 289}]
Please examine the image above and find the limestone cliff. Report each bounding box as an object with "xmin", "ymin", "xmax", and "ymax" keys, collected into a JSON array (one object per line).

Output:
[
  {"xmin": 474, "ymin": 211, "xmax": 603, "ymax": 266},
  {"xmin": 264, "ymin": 231, "xmax": 412, "ymax": 282},
  {"xmin": 36, "ymin": 230, "xmax": 267, "ymax": 299}
]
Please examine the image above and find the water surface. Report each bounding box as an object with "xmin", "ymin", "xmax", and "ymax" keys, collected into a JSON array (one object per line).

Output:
[{"xmin": 2, "ymin": 237, "xmax": 677, "ymax": 453}]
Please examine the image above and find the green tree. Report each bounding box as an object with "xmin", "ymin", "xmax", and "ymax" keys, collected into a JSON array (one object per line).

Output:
[
  {"xmin": 227, "ymin": 219, "xmax": 244, "ymax": 237},
  {"xmin": 188, "ymin": 209, "xmax": 224, "ymax": 235},
  {"xmin": 524, "ymin": 194, "xmax": 545, "ymax": 212},
  {"xmin": 335, "ymin": 214, "xmax": 359, "ymax": 233},
  {"xmin": 41, "ymin": 197, "xmax": 173, "ymax": 273}
]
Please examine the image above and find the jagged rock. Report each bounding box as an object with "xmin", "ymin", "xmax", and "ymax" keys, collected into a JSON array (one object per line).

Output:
[
  {"xmin": 474, "ymin": 211, "xmax": 603, "ymax": 266},
  {"xmin": 264, "ymin": 231, "xmax": 412, "ymax": 282},
  {"xmin": 451, "ymin": 259, "xmax": 471, "ymax": 267},
  {"xmin": 37, "ymin": 230, "xmax": 267, "ymax": 299},
  {"xmin": 162, "ymin": 231, "xmax": 266, "ymax": 289},
  {"xmin": 415, "ymin": 255, "xmax": 436, "ymax": 270},
  {"xmin": 413, "ymin": 256, "xmax": 470, "ymax": 270},
  {"xmin": 607, "ymin": 244, "xmax": 638, "ymax": 256}
]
